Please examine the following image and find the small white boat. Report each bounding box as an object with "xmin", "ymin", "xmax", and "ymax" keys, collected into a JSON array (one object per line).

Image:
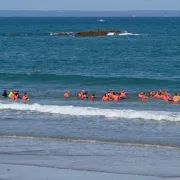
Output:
[{"xmin": 97, "ymin": 19, "xmax": 105, "ymax": 22}]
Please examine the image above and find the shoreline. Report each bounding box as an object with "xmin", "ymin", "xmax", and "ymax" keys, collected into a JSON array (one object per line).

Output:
[
  {"xmin": 0, "ymin": 135, "xmax": 179, "ymax": 150},
  {"xmin": 0, "ymin": 137, "xmax": 180, "ymax": 180}
]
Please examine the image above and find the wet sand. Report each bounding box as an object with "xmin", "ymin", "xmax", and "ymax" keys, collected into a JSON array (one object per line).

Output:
[{"xmin": 0, "ymin": 138, "xmax": 180, "ymax": 180}]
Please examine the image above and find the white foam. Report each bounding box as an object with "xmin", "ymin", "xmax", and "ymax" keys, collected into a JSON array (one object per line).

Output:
[
  {"xmin": 97, "ymin": 19, "xmax": 105, "ymax": 22},
  {"xmin": 107, "ymin": 32, "xmax": 115, "ymax": 36},
  {"xmin": 0, "ymin": 103, "xmax": 179, "ymax": 122},
  {"xmin": 49, "ymin": 32, "xmax": 59, "ymax": 36},
  {"xmin": 119, "ymin": 31, "xmax": 142, "ymax": 36}
]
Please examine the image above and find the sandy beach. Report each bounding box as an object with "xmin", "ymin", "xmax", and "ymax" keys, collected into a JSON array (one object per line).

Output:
[{"xmin": 0, "ymin": 137, "xmax": 180, "ymax": 180}]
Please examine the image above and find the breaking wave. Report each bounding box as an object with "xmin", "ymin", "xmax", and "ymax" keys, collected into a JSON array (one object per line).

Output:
[
  {"xmin": 119, "ymin": 31, "xmax": 144, "ymax": 36},
  {"xmin": 0, "ymin": 103, "xmax": 179, "ymax": 122}
]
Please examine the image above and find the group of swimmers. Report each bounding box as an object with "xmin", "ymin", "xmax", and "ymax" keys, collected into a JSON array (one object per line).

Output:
[
  {"xmin": 138, "ymin": 90, "xmax": 180, "ymax": 103},
  {"xmin": 2, "ymin": 89, "xmax": 179, "ymax": 104},
  {"xmin": 64, "ymin": 89, "xmax": 180, "ymax": 103},
  {"xmin": 64, "ymin": 90, "xmax": 127, "ymax": 102},
  {"xmin": 2, "ymin": 90, "xmax": 29, "ymax": 103}
]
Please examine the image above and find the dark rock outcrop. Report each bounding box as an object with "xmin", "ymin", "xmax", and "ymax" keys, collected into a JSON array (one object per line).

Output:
[
  {"xmin": 49, "ymin": 30, "xmax": 121, "ymax": 37},
  {"xmin": 75, "ymin": 30, "xmax": 121, "ymax": 37}
]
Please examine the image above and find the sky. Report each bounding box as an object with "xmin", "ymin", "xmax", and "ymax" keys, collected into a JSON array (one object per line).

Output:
[{"xmin": 1, "ymin": 0, "xmax": 180, "ymax": 11}]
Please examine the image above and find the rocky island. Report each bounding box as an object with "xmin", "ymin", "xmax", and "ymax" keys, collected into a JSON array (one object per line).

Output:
[
  {"xmin": 74, "ymin": 30, "xmax": 121, "ymax": 37},
  {"xmin": 49, "ymin": 30, "xmax": 121, "ymax": 37}
]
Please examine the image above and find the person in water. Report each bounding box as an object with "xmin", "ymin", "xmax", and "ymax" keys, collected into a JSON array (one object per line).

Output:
[
  {"xmin": 14, "ymin": 91, "xmax": 21, "ymax": 101},
  {"xmin": 138, "ymin": 92, "xmax": 143, "ymax": 98},
  {"xmin": 8, "ymin": 90, "xmax": 13, "ymax": 98},
  {"xmin": 64, "ymin": 91, "xmax": 70, "ymax": 98},
  {"xmin": 102, "ymin": 94, "xmax": 109, "ymax": 102},
  {"xmin": 77, "ymin": 90, "xmax": 85, "ymax": 98},
  {"xmin": 22, "ymin": 93, "xmax": 29, "ymax": 103},
  {"xmin": 10, "ymin": 90, "xmax": 16, "ymax": 100},
  {"xmin": 153, "ymin": 90, "xmax": 162, "ymax": 99},
  {"xmin": 91, "ymin": 94, "xmax": 96, "ymax": 101},
  {"xmin": 2, "ymin": 90, "xmax": 8, "ymax": 97},
  {"xmin": 82, "ymin": 92, "xmax": 88, "ymax": 100},
  {"xmin": 149, "ymin": 90, "xmax": 155, "ymax": 98},
  {"xmin": 113, "ymin": 93, "xmax": 120, "ymax": 102},
  {"xmin": 120, "ymin": 90, "xmax": 126, "ymax": 98},
  {"xmin": 173, "ymin": 93, "xmax": 179, "ymax": 103},
  {"xmin": 161, "ymin": 91, "xmax": 171, "ymax": 102},
  {"xmin": 141, "ymin": 92, "xmax": 148, "ymax": 101}
]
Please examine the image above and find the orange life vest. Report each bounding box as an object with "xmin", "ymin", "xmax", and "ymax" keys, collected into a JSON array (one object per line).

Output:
[
  {"xmin": 64, "ymin": 92, "xmax": 70, "ymax": 98},
  {"xmin": 23, "ymin": 95, "xmax": 29, "ymax": 102},
  {"xmin": 173, "ymin": 96, "xmax": 179, "ymax": 102},
  {"xmin": 91, "ymin": 96, "xmax": 95, "ymax": 101},
  {"xmin": 102, "ymin": 96, "xmax": 109, "ymax": 102}
]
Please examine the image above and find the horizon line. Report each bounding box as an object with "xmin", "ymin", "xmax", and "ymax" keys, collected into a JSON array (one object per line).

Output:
[{"xmin": 0, "ymin": 10, "xmax": 180, "ymax": 11}]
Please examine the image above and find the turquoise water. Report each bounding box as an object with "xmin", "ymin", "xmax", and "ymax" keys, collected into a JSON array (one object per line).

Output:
[{"xmin": 0, "ymin": 17, "xmax": 180, "ymax": 147}]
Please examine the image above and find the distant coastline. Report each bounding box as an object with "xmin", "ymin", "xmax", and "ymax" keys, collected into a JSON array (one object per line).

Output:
[{"xmin": 0, "ymin": 10, "xmax": 180, "ymax": 17}]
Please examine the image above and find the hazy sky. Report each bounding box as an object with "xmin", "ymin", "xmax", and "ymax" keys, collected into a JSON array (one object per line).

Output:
[{"xmin": 1, "ymin": 0, "xmax": 180, "ymax": 11}]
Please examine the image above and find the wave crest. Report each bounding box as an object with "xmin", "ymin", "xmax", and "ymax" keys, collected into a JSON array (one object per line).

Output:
[
  {"xmin": 0, "ymin": 73, "xmax": 172, "ymax": 84},
  {"xmin": 119, "ymin": 32, "xmax": 143, "ymax": 36},
  {"xmin": 0, "ymin": 103, "xmax": 179, "ymax": 122}
]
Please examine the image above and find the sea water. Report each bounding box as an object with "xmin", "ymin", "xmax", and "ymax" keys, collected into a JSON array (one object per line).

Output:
[{"xmin": 0, "ymin": 17, "xmax": 180, "ymax": 179}]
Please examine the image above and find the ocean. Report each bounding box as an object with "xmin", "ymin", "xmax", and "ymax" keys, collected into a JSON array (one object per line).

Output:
[{"xmin": 0, "ymin": 17, "xmax": 180, "ymax": 179}]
